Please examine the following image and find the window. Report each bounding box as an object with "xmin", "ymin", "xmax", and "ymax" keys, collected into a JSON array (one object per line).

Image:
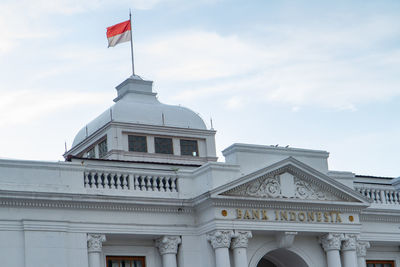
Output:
[
  {"xmin": 106, "ymin": 256, "xmax": 145, "ymax": 267},
  {"xmin": 367, "ymin": 260, "xmax": 395, "ymax": 267},
  {"xmin": 98, "ymin": 139, "xmax": 108, "ymax": 158},
  {"xmin": 128, "ymin": 135, "xmax": 147, "ymax": 152},
  {"xmin": 154, "ymin": 137, "xmax": 173, "ymax": 154},
  {"xmin": 180, "ymin": 139, "xmax": 198, "ymax": 156},
  {"xmin": 86, "ymin": 147, "xmax": 95, "ymax": 158}
]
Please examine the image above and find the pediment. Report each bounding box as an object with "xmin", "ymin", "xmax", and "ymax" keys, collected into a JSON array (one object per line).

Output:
[{"xmin": 216, "ymin": 157, "xmax": 368, "ymax": 204}]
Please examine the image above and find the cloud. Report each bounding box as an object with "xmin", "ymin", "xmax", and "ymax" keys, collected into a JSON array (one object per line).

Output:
[
  {"xmin": 0, "ymin": 89, "xmax": 110, "ymax": 127},
  {"xmin": 137, "ymin": 15, "xmax": 400, "ymax": 110}
]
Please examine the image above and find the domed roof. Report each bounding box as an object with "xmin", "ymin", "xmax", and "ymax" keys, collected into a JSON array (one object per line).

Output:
[{"xmin": 72, "ymin": 76, "xmax": 207, "ymax": 147}]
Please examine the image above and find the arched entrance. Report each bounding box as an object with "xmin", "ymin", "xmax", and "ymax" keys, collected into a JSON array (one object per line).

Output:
[{"xmin": 257, "ymin": 248, "xmax": 309, "ymax": 267}]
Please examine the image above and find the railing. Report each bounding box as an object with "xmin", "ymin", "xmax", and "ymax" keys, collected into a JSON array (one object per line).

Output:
[
  {"xmin": 355, "ymin": 185, "xmax": 400, "ymax": 205},
  {"xmin": 84, "ymin": 171, "xmax": 178, "ymax": 192}
]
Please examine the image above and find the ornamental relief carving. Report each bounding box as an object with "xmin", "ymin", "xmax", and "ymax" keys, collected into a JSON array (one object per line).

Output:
[{"xmin": 222, "ymin": 171, "xmax": 341, "ymax": 201}]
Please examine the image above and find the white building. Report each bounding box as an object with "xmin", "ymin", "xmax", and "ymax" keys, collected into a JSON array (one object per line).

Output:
[{"xmin": 0, "ymin": 75, "xmax": 399, "ymax": 267}]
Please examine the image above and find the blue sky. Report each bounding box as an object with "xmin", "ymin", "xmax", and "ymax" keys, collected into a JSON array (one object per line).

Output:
[{"xmin": 0, "ymin": 0, "xmax": 399, "ymax": 177}]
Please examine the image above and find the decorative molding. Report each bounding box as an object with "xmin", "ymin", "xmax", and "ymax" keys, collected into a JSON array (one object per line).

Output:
[
  {"xmin": 207, "ymin": 230, "xmax": 234, "ymax": 249},
  {"xmin": 0, "ymin": 196, "xmax": 193, "ymax": 214},
  {"xmin": 221, "ymin": 167, "xmax": 344, "ymax": 202},
  {"xmin": 231, "ymin": 230, "xmax": 252, "ymax": 249},
  {"xmin": 276, "ymin": 231, "xmax": 297, "ymax": 249},
  {"xmin": 294, "ymin": 176, "xmax": 338, "ymax": 200},
  {"xmin": 155, "ymin": 236, "xmax": 181, "ymax": 255},
  {"xmin": 356, "ymin": 241, "xmax": 370, "ymax": 257},
  {"xmin": 342, "ymin": 234, "xmax": 358, "ymax": 251},
  {"xmin": 87, "ymin": 234, "xmax": 106, "ymax": 253},
  {"xmin": 319, "ymin": 233, "xmax": 344, "ymax": 251}
]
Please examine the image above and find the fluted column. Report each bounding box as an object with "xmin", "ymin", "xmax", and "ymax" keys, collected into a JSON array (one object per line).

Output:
[
  {"xmin": 342, "ymin": 234, "xmax": 358, "ymax": 267},
  {"xmin": 87, "ymin": 234, "xmax": 106, "ymax": 267},
  {"xmin": 320, "ymin": 233, "xmax": 343, "ymax": 267},
  {"xmin": 156, "ymin": 236, "xmax": 181, "ymax": 267},
  {"xmin": 231, "ymin": 231, "xmax": 252, "ymax": 267},
  {"xmin": 356, "ymin": 241, "xmax": 370, "ymax": 267},
  {"xmin": 207, "ymin": 230, "xmax": 234, "ymax": 267}
]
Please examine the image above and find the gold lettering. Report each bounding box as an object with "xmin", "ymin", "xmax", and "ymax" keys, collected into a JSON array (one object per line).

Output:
[
  {"xmin": 244, "ymin": 210, "xmax": 251, "ymax": 219},
  {"xmin": 274, "ymin": 210, "xmax": 279, "ymax": 221},
  {"xmin": 262, "ymin": 210, "xmax": 268, "ymax": 220},
  {"xmin": 336, "ymin": 212, "xmax": 342, "ymax": 223},
  {"xmin": 317, "ymin": 212, "xmax": 322, "ymax": 222},
  {"xmin": 324, "ymin": 212, "xmax": 329, "ymax": 222},
  {"xmin": 298, "ymin": 212, "xmax": 306, "ymax": 222},
  {"xmin": 330, "ymin": 212, "xmax": 335, "ymax": 223},
  {"xmin": 290, "ymin": 211, "xmax": 296, "ymax": 221},
  {"xmin": 236, "ymin": 209, "xmax": 243, "ymax": 219},
  {"xmin": 307, "ymin": 212, "xmax": 315, "ymax": 222},
  {"xmin": 252, "ymin": 209, "xmax": 260, "ymax": 220},
  {"xmin": 280, "ymin": 211, "xmax": 288, "ymax": 221}
]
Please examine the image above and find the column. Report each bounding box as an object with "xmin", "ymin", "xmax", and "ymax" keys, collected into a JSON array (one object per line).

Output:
[
  {"xmin": 342, "ymin": 234, "xmax": 358, "ymax": 267},
  {"xmin": 87, "ymin": 234, "xmax": 106, "ymax": 267},
  {"xmin": 207, "ymin": 230, "xmax": 234, "ymax": 267},
  {"xmin": 156, "ymin": 236, "xmax": 181, "ymax": 267},
  {"xmin": 320, "ymin": 233, "xmax": 343, "ymax": 267},
  {"xmin": 356, "ymin": 241, "xmax": 370, "ymax": 267},
  {"xmin": 231, "ymin": 231, "xmax": 252, "ymax": 267}
]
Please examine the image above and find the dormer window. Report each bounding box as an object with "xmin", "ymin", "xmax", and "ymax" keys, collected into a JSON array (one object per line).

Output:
[
  {"xmin": 155, "ymin": 137, "xmax": 173, "ymax": 154},
  {"xmin": 128, "ymin": 135, "xmax": 147, "ymax": 152},
  {"xmin": 98, "ymin": 139, "xmax": 108, "ymax": 158},
  {"xmin": 180, "ymin": 139, "xmax": 199, "ymax": 156}
]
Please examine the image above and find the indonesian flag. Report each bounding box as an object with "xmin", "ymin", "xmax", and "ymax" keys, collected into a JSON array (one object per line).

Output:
[{"xmin": 106, "ymin": 20, "xmax": 131, "ymax": 47}]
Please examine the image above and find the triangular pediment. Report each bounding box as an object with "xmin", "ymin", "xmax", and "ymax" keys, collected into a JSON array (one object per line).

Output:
[{"xmin": 215, "ymin": 157, "xmax": 369, "ymax": 205}]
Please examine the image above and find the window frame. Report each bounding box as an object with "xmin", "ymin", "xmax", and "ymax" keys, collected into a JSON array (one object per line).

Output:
[
  {"xmin": 154, "ymin": 137, "xmax": 173, "ymax": 155},
  {"xmin": 128, "ymin": 135, "xmax": 148, "ymax": 153},
  {"xmin": 98, "ymin": 138, "xmax": 108, "ymax": 158},
  {"xmin": 366, "ymin": 260, "xmax": 395, "ymax": 267},
  {"xmin": 106, "ymin": 255, "xmax": 146, "ymax": 267},
  {"xmin": 180, "ymin": 139, "xmax": 199, "ymax": 157}
]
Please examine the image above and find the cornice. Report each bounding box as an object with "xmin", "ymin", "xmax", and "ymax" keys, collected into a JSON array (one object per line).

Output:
[
  {"xmin": 0, "ymin": 190, "xmax": 193, "ymax": 213},
  {"xmin": 222, "ymin": 143, "xmax": 329, "ymax": 158}
]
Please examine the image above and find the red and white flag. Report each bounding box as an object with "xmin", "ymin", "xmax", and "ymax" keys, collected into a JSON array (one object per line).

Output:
[{"xmin": 106, "ymin": 20, "xmax": 131, "ymax": 47}]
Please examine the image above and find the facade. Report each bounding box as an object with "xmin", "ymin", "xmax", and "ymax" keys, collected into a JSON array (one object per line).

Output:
[{"xmin": 0, "ymin": 75, "xmax": 399, "ymax": 267}]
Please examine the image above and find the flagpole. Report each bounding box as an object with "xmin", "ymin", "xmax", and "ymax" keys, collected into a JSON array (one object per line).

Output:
[{"xmin": 129, "ymin": 9, "xmax": 135, "ymax": 76}]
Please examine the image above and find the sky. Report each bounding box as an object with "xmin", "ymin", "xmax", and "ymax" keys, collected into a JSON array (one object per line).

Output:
[{"xmin": 0, "ymin": 0, "xmax": 399, "ymax": 177}]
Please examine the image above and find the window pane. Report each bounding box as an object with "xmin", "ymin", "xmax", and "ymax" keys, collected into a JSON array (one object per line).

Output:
[
  {"xmin": 128, "ymin": 135, "xmax": 147, "ymax": 152},
  {"xmin": 87, "ymin": 147, "xmax": 95, "ymax": 158},
  {"xmin": 180, "ymin": 139, "xmax": 198, "ymax": 156},
  {"xmin": 155, "ymin": 137, "xmax": 173, "ymax": 154},
  {"xmin": 98, "ymin": 139, "xmax": 108, "ymax": 158}
]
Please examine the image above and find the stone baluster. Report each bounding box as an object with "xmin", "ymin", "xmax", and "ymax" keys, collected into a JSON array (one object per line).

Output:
[
  {"xmin": 231, "ymin": 231, "xmax": 252, "ymax": 267},
  {"xmin": 356, "ymin": 241, "xmax": 370, "ymax": 267},
  {"xmin": 207, "ymin": 230, "xmax": 234, "ymax": 267},
  {"xmin": 87, "ymin": 234, "xmax": 106, "ymax": 267},
  {"xmin": 156, "ymin": 236, "xmax": 181, "ymax": 267},
  {"xmin": 320, "ymin": 233, "xmax": 343, "ymax": 267},
  {"xmin": 342, "ymin": 234, "xmax": 358, "ymax": 267}
]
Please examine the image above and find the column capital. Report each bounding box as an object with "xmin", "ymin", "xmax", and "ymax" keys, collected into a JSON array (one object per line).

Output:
[
  {"xmin": 207, "ymin": 230, "xmax": 234, "ymax": 249},
  {"xmin": 87, "ymin": 234, "xmax": 106, "ymax": 253},
  {"xmin": 342, "ymin": 234, "xmax": 359, "ymax": 251},
  {"xmin": 319, "ymin": 233, "xmax": 343, "ymax": 251},
  {"xmin": 356, "ymin": 241, "xmax": 370, "ymax": 257},
  {"xmin": 155, "ymin": 236, "xmax": 181, "ymax": 255},
  {"xmin": 231, "ymin": 230, "xmax": 252, "ymax": 249}
]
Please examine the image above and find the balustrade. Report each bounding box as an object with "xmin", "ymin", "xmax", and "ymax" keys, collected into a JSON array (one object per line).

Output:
[
  {"xmin": 84, "ymin": 171, "xmax": 178, "ymax": 193},
  {"xmin": 355, "ymin": 186, "xmax": 400, "ymax": 205}
]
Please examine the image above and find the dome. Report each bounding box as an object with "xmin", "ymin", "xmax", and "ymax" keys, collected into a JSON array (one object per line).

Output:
[{"xmin": 72, "ymin": 76, "xmax": 207, "ymax": 147}]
